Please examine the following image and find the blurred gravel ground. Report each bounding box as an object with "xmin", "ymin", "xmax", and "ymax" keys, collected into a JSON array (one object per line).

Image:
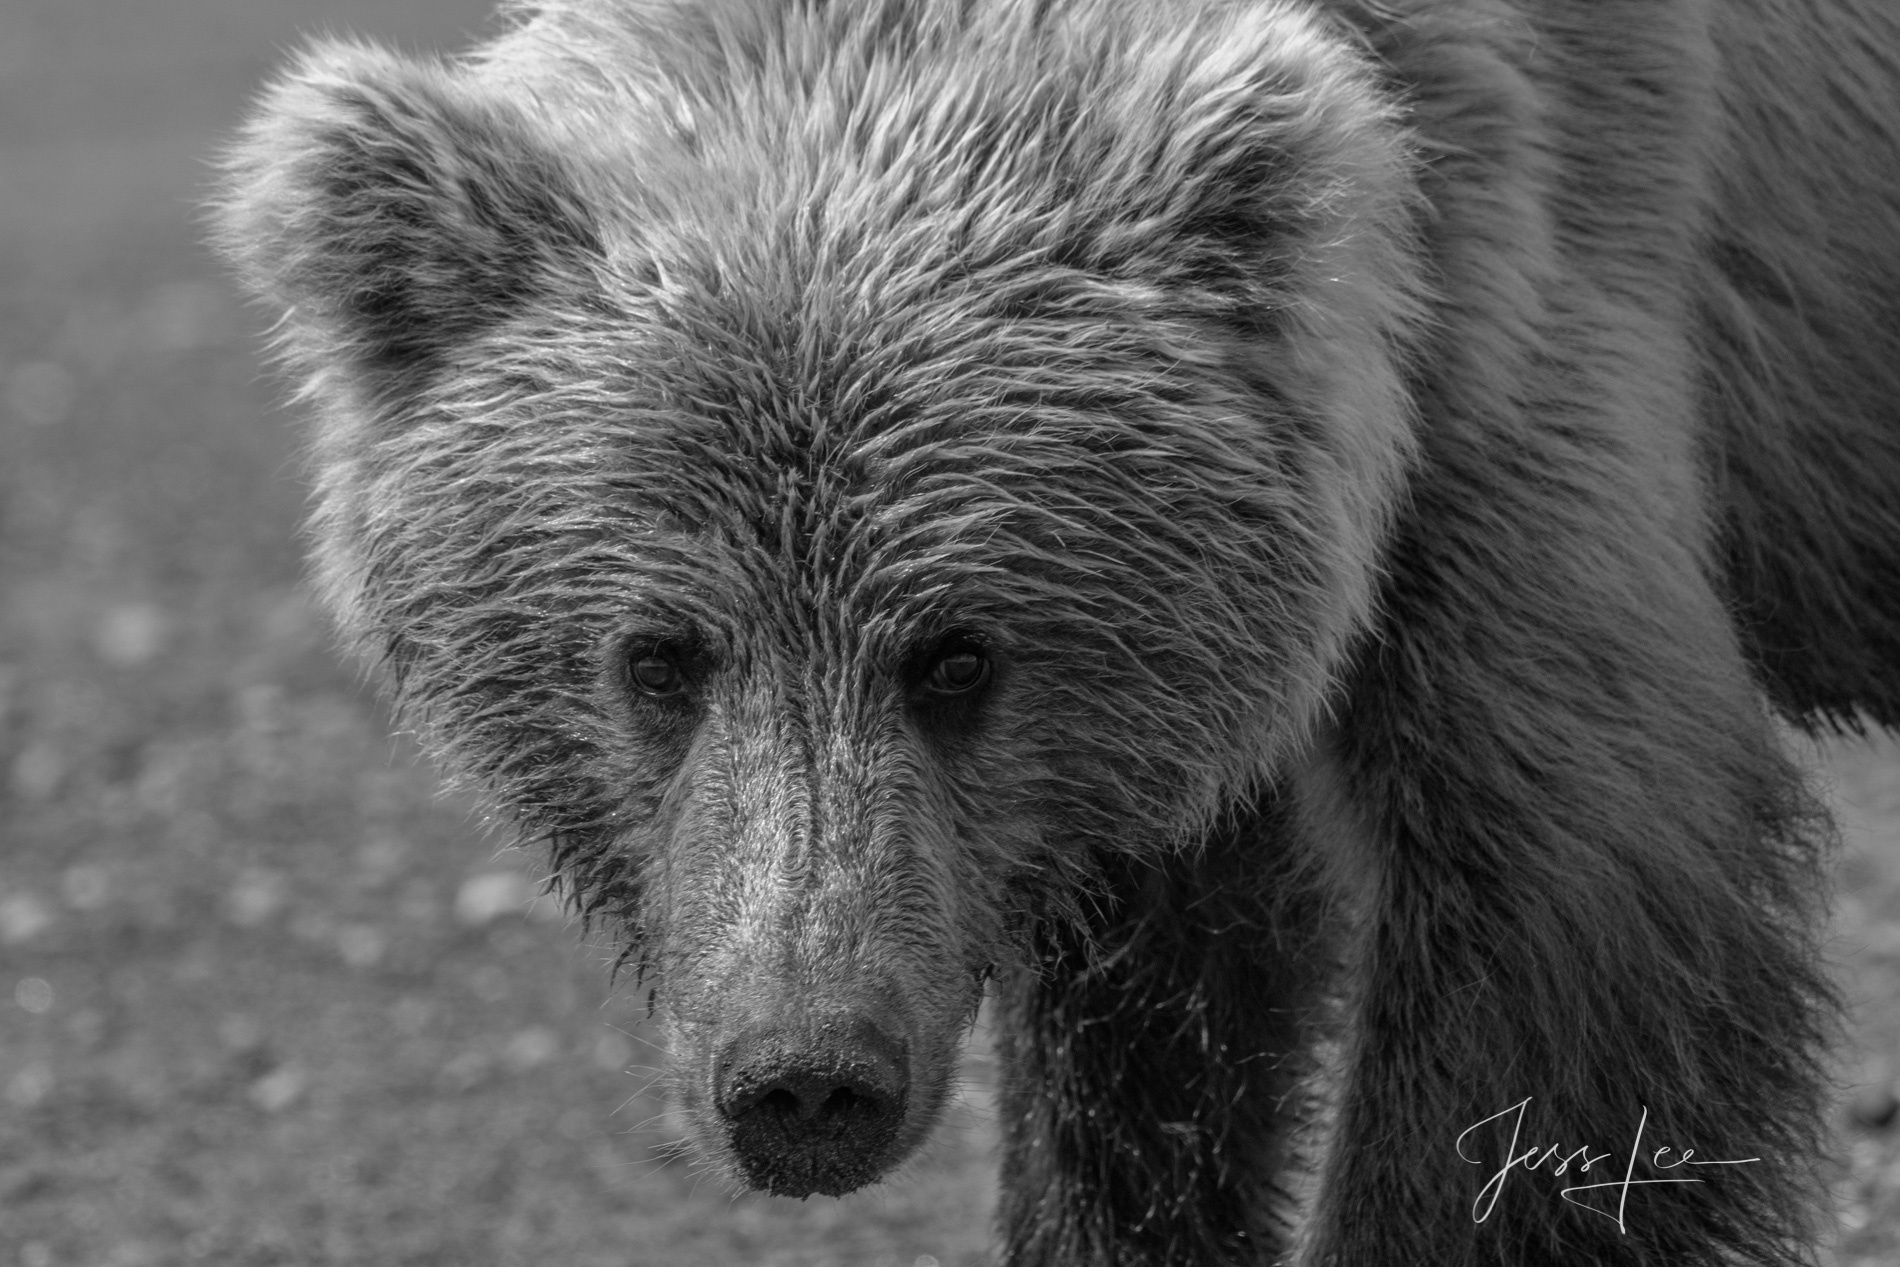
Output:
[
  {"xmin": 0, "ymin": 4, "xmax": 1893, "ymax": 1267},
  {"xmin": 1824, "ymin": 735, "xmax": 1900, "ymax": 1266}
]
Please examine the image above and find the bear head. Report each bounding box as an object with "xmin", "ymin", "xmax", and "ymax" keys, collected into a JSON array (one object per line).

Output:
[{"xmin": 214, "ymin": 0, "xmax": 1422, "ymax": 1198}]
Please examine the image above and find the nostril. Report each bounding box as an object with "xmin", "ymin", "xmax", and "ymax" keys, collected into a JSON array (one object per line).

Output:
[
  {"xmin": 822, "ymin": 1087, "xmax": 863, "ymax": 1116},
  {"xmin": 759, "ymin": 1086, "xmax": 802, "ymax": 1118}
]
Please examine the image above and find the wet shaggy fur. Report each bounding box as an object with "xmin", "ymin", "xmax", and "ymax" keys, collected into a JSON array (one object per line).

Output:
[{"xmin": 214, "ymin": 0, "xmax": 1900, "ymax": 1262}]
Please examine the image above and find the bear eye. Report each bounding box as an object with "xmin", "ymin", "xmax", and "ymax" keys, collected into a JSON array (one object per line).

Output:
[
  {"xmin": 629, "ymin": 652, "xmax": 684, "ymax": 698},
  {"xmin": 925, "ymin": 646, "xmax": 990, "ymax": 695}
]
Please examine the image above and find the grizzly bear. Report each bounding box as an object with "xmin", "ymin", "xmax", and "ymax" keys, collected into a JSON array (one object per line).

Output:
[{"xmin": 215, "ymin": 0, "xmax": 1900, "ymax": 1262}]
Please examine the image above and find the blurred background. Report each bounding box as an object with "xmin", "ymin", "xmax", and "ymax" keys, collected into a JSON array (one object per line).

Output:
[{"xmin": 0, "ymin": 3, "xmax": 1893, "ymax": 1265}]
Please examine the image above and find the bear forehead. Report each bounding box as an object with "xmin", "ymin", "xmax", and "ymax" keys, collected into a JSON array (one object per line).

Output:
[
  {"xmin": 414, "ymin": 262, "xmax": 1300, "ymax": 662},
  {"xmin": 529, "ymin": 166, "xmax": 1302, "ymax": 564},
  {"xmin": 417, "ymin": 0, "xmax": 1353, "ymax": 572},
  {"xmin": 475, "ymin": 270, "xmax": 1299, "ymax": 578}
]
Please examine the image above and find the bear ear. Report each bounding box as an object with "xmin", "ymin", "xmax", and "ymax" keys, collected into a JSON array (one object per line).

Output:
[
  {"xmin": 1079, "ymin": 6, "xmax": 1423, "ymax": 329},
  {"xmin": 212, "ymin": 39, "xmax": 602, "ymax": 388}
]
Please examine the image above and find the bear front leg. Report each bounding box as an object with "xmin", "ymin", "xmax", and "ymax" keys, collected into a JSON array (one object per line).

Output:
[
  {"xmin": 991, "ymin": 835, "xmax": 1337, "ymax": 1267},
  {"xmin": 1294, "ymin": 519, "xmax": 1833, "ymax": 1264}
]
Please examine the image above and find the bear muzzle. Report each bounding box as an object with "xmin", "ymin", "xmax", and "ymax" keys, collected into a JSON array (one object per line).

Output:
[{"xmin": 712, "ymin": 1017, "xmax": 911, "ymax": 1197}]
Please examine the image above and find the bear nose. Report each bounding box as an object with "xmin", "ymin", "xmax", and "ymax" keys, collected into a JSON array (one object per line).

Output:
[{"xmin": 714, "ymin": 1020, "xmax": 909, "ymax": 1197}]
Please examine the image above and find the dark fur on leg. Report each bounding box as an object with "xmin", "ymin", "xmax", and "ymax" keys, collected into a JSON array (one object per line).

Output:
[
  {"xmin": 995, "ymin": 821, "xmax": 1340, "ymax": 1266},
  {"xmin": 1301, "ymin": 437, "xmax": 1835, "ymax": 1264}
]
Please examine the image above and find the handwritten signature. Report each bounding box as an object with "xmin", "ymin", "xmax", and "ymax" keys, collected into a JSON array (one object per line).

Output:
[{"xmin": 1456, "ymin": 1097, "xmax": 1759, "ymax": 1232}]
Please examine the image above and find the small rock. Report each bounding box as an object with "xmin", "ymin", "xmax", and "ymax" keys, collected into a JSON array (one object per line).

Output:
[
  {"xmin": 1849, "ymin": 1077, "xmax": 1900, "ymax": 1130},
  {"xmin": 0, "ymin": 894, "xmax": 55, "ymax": 945},
  {"xmin": 93, "ymin": 603, "xmax": 169, "ymax": 669},
  {"xmin": 593, "ymin": 1029, "xmax": 635, "ymax": 1074},
  {"xmin": 14, "ymin": 976, "xmax": 53, "ymax": 1013},
  {"xmin": 504, "ymin": 1025, "xmax": 561, "ymax": 1071},
  {"xmin": 226, "ymin": 870, "xmax": 287, "ymax": 928},
  {"xmin": 455, "ymin": 870, "xmax": 534, "ymax": 927},
  {"xmin": 249, "ymin": 1064, "xmax": 306, "ymax": 1113},
  {"xmin": 337, "ymin": 924, "xmax": 386, "ymax": 969},
  {"xmin": 5, "ymin": 1062, "xmax": 53, "ymax": 1108}
]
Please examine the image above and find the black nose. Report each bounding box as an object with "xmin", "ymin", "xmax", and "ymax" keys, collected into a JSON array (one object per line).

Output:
[{"xmin": 715, "ymin": 1020, "xmax": 908, "ymax": 1197}]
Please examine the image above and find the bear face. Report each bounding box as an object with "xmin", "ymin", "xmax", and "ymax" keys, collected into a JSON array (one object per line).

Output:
[{"xmin": 216, "ymin": 0, "xmax": 1423, "ymax": 1198}]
